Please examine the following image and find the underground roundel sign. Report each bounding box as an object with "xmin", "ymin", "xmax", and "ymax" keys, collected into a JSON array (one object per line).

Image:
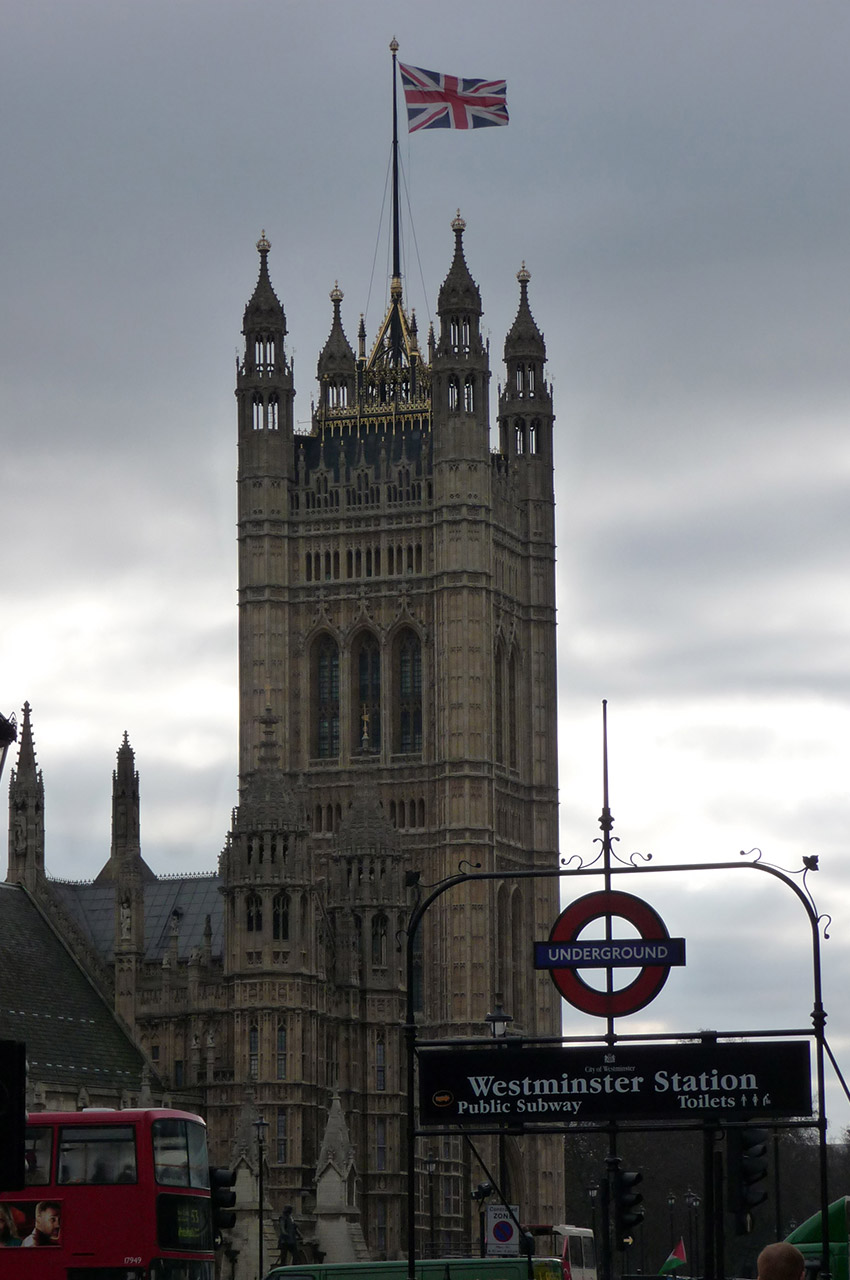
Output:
[{"xmin": 535, "ymin": 890, "xmax": 686, "ymax": 1017}]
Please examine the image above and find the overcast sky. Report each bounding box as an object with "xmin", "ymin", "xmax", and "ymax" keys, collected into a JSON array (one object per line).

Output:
[{"xmin": 3, "ymin": 1, "xmax": 850, "ymax": 1139}]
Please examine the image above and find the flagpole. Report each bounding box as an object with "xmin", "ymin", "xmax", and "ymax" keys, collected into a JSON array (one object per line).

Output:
[
  {"xmin": 388, "ymin": 37, "xmax": 403, "ymax": 365},
  {"xmin": 390, "ymin": 36, "xmax": 400, "ymax": 282}
]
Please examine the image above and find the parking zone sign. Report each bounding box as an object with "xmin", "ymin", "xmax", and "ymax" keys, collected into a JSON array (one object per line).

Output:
[{"xmin": 486, "ymin": 1204, "xmax": 520, "ymax": 1256}]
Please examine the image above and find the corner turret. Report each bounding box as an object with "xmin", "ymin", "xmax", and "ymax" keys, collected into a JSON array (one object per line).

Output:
[
  {"xmin": 499, "ymin": 263, "xmax": 553, "ymax": 463},
  {"xmin": 317, "ymin": 283, "xmax": 356, "ymax": 418},
  {"xmin": 432, "ymin": 213, "xmax": 490, "ymax": 459}
]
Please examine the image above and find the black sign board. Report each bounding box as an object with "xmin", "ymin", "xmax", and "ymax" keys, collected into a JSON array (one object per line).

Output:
[
  {"xmin": 0, "ymin": 1039, "xmax": 26, "ymax": 1192},
  {"xmin": 418, "ymin": 1041, "xmax": 812, "ymax": 1126}
]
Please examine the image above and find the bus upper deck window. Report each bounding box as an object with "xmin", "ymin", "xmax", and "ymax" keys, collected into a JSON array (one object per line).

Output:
[{"xmin": 58, "ymin": 1124, "xmax": 137, "ymax": 1184}]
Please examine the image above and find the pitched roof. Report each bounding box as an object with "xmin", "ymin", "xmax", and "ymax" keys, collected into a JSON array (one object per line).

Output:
[
  {"xmin": 49, "ymin": 874, "xmax": 224, "ymax": 964},
  {"xmin": 0, "ymin": 884, "xmax": 149, "ymax": 1093}
]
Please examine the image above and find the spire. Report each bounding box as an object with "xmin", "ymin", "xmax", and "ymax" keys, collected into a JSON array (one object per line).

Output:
[
  {"xmin": 504, "ymin": 262, "xmax": 545, "ymax": 362},
  {"xmin": 317, "ymin": 282, "xmax": 356, "ymax": 415},
  {"xmin": 320, "ymin": 284, "xmax": 354, "ymax": 363},
  {"xmin": 6, "ymin": 702, "xmax": 44, "ymax": 887},
  {"xmin": 437, "ymin": 211, "xmax": 482, "ymax": 318},
  {"xmin": 235, "ymin": 705, "xmax": 303, "ymax": 833},
  {"xmin": 14, "ymin": 701, "xmax": 37, "ymax": 785},
  {"xmin": 242, "ymin": 230, "xmax": 286, "ymax": 339}
]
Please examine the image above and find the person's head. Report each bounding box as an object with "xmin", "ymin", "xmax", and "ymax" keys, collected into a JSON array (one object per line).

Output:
[
  {"xmin": 758, "ymin": 1242, "xmax": 805, "ymax": 1280},
  {"xmin": 0, "ymin": 1205, "xmax": 16, "ymax": 1241},
  {"xmin": 34, "ymin": 1201, "xmax": 60, "ymax": 1239}
]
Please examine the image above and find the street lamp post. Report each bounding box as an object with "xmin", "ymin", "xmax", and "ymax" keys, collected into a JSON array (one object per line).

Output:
[
  {"xmin": 485, "ymin": 996, "xmax": 513, "ymax": 1214},
  {"xmin": 254, "ymin": 1116, "xmax": 269, "ymax": 1280},
  {"xmin": 425, "ymin": 1151, "xmax": 437, "ymax": 1258},
  {"xmin": 588, "ymin": 1185, "xmax": 600, "ymax": 1255},
  {"xmin": 685, "ymin": 1189, "xmax": 700, "ymax": 1278}
]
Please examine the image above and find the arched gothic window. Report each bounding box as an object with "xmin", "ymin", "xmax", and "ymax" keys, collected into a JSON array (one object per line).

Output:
[
  {"xmin": 273, "ymin": 892, "xmax": 290, "ymax": 941},
  {"xmin": 395, "ymin": 628, "xmax": 422, "ymax": 753},
  {"xmin": 313, "ymin": 633, "xmax": 340, "ymax": 758},
  {"xmin": 246, "ymin": 893, "xmax": 262, "ymax": 933},
  {"xmin": 372, "ymin": 913, "xmax": 388, "ymax": 967},
  {"xmin": 353, "ymin": 632, "xmax": 381, "ymax": 752}
]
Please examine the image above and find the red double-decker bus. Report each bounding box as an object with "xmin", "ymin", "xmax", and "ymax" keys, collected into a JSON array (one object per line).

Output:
[{"xmin": 0, "ymin": 1107, "xmax": 215, "ymax": 1279}]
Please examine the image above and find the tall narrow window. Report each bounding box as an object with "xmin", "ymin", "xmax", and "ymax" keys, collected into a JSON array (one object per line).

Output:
[
  {"xmin": 273, "ymin": 892, "xmax": 290, "ymax": 941},
  {"xmin": 464, "ymin": 377, "xmax": 474, "ymax": 412},
  {"xmin": 376, "ymin": 1039, "xmax": 386, "ymax": 1092},
  {"xmin": 494, "ymin": 642, "xmax": 505, "ymax": 765},
  {"xmin": 249, "ymin": 1025, "xmax": 258, "ymax": 1081},
  {"xmin": 353, "ymin": 632, "xmax": 381, "ymax": 752},
  {"xmin": 276, "ymin": 1023, "xmax": 287, "ymax": 1080},
  {"xmin": 246, "ymin": 894, "xmax": 262, "ymax": 932},
  {"xmin": 448, "ymin": 376, "xmax": 459, "ymax": 411},
  {"xmin": 376, "ymin": 1118, "xmax": 387, "ymax": 1172},
  {"xmin": 508, "ymin": 651, "xmax": 518, "ymax": 770},
  {"xmin": 396, "ymin": 629, "xmax": 422, "ymax": 753},
  {"xmin": 314, "ymin": 634, "xmax": 340, "ymax": 758},
  {"xmin": 371, "ymin": 913, "xmax": 388, "ymax": 967},
  {"xmin": 276, "ymin": 1109, "xmax": 287, "ymax": 1164}
]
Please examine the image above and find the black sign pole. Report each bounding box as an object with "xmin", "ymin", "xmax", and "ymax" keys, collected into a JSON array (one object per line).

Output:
[{"xmin": 406, "ymin": 851, "xmax": 829, "ymax": 1280}]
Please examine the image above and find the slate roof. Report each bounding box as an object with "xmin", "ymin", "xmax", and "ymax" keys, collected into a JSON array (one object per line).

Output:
[
  {"xmin": 0, "ymin": 884, "xmax": 148, "ymax": 1093},
  {"xmin": 50, "ymin": 875, "xmax": 224, "ymax": 964}
]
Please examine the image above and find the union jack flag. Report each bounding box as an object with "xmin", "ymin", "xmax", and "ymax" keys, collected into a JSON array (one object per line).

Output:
[{"xmin": 399, "ymin": 63, "xmax": 509, "ymax": 132}]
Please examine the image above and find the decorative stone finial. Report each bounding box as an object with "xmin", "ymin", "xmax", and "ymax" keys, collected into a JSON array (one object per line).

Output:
[
  {"xmin": 330, "ymin": 281, "xmax": 343, "ymax": 304},
  {"xmin": 517, "ymin": 261, "xmax": 531, "ymax": 285},
  {"xmin": 451, "ymin": 209, "xmax": 466, "ymax": 234},
  {"xmin": 257, "ymin": 230, "xmax": 271, "ymax": 254},
  {"xmin": 390, "ymin": 36, "xmax": 399, "ymax": 55}
]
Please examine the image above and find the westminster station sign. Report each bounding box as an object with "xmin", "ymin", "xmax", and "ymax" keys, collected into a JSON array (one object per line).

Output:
[{"xmin": 418, "ymin": 1041, "xmax": 812, "ymax": 1125}]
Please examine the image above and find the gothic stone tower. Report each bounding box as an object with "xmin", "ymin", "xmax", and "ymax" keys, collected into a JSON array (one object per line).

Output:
[{"xmin": 230, "ymin": 218, "xmax": 562, "ymax": 1253}]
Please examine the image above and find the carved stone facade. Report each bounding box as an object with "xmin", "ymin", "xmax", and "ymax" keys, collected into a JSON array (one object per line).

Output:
[{"xmin": 6, "ymin": 215, "xmax": 564, "ymax": 1264}]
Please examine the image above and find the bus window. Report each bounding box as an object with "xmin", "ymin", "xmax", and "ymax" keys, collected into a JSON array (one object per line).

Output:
[
  {"xmin": 152, "ymin": 1117, "xmax": 208, "ymax": 1188},
  {"xmin": 569, "ymin": 1234, "xmax": 583, "ymax": 1276},
  {"xmin": 25, "ymin": 1126, "xmax": 53, "ymax": 1185},
  {"xmin": 58, "ymin": 1124, "xmax": 137, "ymax": 1185}
]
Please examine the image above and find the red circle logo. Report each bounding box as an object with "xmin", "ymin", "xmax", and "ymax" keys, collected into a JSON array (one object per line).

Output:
[{"xmin": 549, "ymin": 890, "xmax": 672, "ymax": 1016}]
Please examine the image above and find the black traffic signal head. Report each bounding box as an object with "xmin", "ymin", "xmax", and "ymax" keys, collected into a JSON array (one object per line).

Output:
[
  {"xmin": 209, "ymin": 1165, "xmax": 237, "ymax": 1245},
  {"xmin": 613, "ymin": 1168, "xmax": 644, "ymax": 1248},
  {"xmin": 727, "ymin": 1127, "xmax": 769, "ymax": 1233}
]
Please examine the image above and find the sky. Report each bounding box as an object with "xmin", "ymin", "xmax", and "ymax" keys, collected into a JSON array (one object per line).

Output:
[{"xmin": 2, "ymin": 1, "xmax": 850, "ymax": 1137}]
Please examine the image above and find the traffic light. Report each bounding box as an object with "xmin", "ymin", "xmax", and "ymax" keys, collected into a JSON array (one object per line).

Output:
[
  {"xmin": 0, "ymin": 1040, "xmax": 27, "ymax": 1192},
  {"xmin": 727, "ymin": 1126, "xmax": 769, "ymax": 1235},
  {"xmin": 613, "ymin": 1168, "xmax": 644, "ymax": 1248},
  {"xmin": 209, "ymin": 1165, "xmax": 237, "ymax": 1246}
]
